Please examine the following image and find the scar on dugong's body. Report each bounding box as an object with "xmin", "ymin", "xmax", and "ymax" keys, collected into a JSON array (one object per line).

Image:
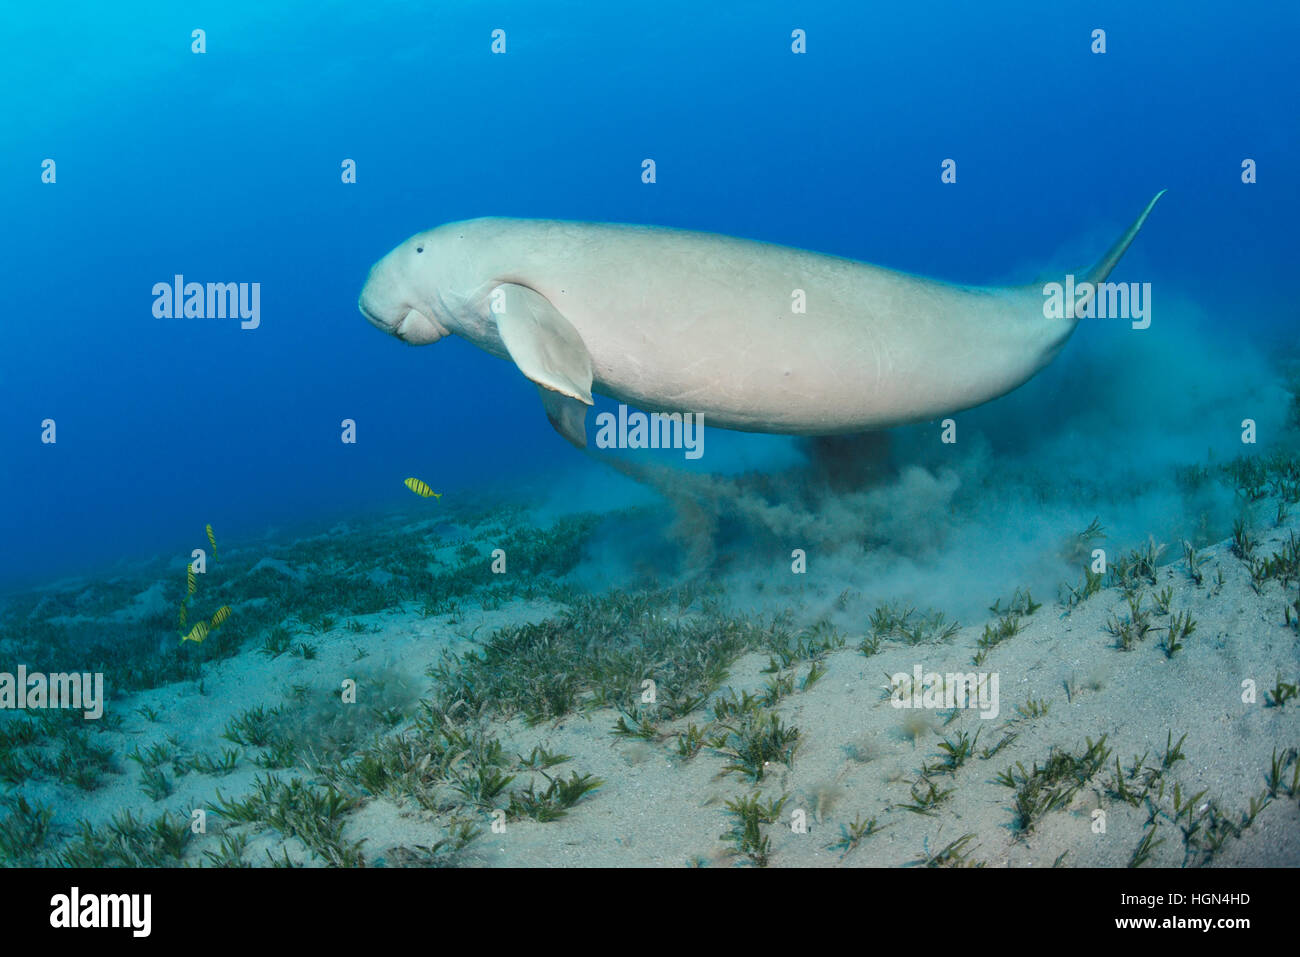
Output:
[{"xmin": 358, "ymin": 192, "xmax": 1164, "ymax": 447}]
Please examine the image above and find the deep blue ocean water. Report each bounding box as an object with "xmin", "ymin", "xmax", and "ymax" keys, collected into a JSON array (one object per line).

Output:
[{"xmin": 2, "ymin": 0, "xmax": 1297, "ymax": 590}]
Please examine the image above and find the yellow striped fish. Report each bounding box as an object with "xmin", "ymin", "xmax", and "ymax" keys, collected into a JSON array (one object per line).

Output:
[
  {"xmin": 181, "ymin": 620, "xmax": 210, "ymax": 644},
  {"xmin": 206, "ymin": 524, "xmax": 218, "ymax": 561},
  {"xmin": 186, "ymin": 563, "xmax": 196, "ymax": 597},
  {"xmin": 178, "ymin": 601, "xmax": 188, "ymax": 631},
  {"xmin": 404, "ymin": 478, "xmax": 442, "ymax": 499},
  {"xmin": 209, "ymin": 605, "xmax": 231, "ymax": 630}
]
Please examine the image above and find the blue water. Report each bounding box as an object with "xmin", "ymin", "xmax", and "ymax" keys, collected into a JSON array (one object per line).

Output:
[{"xmin": 2, "ymin": 0, "xmax": 1296, "ymax": 589}]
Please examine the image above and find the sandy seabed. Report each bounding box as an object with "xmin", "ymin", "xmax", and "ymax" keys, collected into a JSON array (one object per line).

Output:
[{"xmin": 3, "ymin": 487, "xmax": 1297, "ymax": 869}]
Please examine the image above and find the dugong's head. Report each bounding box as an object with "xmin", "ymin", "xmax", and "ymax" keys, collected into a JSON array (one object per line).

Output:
[{"xmin": 358, "ymin": 232, "xmax": 449, "ymax": 345}]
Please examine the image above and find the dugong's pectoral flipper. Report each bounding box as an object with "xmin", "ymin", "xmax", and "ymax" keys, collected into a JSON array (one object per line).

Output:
[
  {"xmin": 492, "ymin": 282, "xmax": 595, "ymax": 447},
  {"xmin": 537, "ymin": 386, "xmax": 591, "ymax": 448}
]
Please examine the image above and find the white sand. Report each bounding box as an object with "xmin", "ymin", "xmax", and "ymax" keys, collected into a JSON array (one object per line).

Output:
[{"xmin": 18, "ymin": 500, "xmax": 1298, "ymax": 868}]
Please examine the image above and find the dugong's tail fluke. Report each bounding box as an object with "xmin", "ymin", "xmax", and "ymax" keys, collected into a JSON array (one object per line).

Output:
[{"xmin": 1083, "ymin": 189, "xmax": 1166, "ymax": 287}]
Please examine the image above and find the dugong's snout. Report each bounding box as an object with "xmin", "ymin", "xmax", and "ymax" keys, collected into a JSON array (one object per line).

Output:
[{"xmin": 358, "ymin": 254, "xmax": 447, "ymax": 345}]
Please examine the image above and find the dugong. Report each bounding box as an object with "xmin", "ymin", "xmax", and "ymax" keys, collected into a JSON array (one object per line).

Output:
[{"xmin": 358, "ymin": 193, "xmax": 1163, "ymax": 447}]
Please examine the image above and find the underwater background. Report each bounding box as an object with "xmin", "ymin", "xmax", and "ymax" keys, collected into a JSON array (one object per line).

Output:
[
  {"xmin": 0, "ymin": 0, "xmax": 1297, "ymax": 868},
  {"xmin": 3, "ymin": 0, "xmax": 1297, "ymax": 589}
]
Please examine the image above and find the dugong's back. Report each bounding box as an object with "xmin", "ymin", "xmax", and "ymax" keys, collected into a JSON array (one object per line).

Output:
[{"xmin": 454, "ymin": 217, "xmax": 1039, "ymax": 433}]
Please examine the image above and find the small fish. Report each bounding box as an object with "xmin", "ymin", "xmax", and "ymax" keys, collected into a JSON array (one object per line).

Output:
[
  {"xmin": 206, "ymin": 524, "xmax": 218, "ymax": 561},
  {"xmin": 186, "ymin": 563, "xmax": 196, "ymax": 597},
  {"xmin": 209, "ymin": 605, "xmax": 231, "ymax": 631},
  {"xmin": 178, "ymin": 600, "xmax": 188, "ymax": 631},
  {"xmin": 404, "ymin": 478, "xmax": 442, "ymax": 499},
  {"xmin": 181, "ymin": 620, "xmax": 210, "ymax": 644}
]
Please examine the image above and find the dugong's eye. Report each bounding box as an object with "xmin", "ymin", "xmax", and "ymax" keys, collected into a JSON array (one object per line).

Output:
[{"xmin": 416, "ymin": 246, "xmax": 424, "ymax": 253}]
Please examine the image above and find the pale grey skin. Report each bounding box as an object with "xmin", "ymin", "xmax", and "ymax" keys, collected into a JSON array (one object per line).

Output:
[{"xmin": 358, "ymin": 193, "xmax": 1163, "ymax": 446}]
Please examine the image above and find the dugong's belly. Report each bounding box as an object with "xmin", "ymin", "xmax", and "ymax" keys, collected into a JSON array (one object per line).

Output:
[{"xmin": 455, "ymin": 220, "xmax": 1032, "ymax": 434}]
